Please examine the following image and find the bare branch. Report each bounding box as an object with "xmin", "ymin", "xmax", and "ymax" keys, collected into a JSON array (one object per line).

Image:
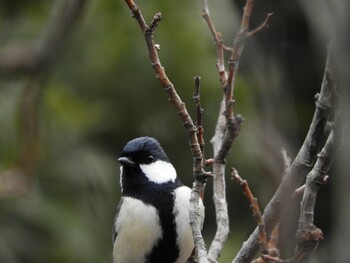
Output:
[
  {"xmin": 225, "ymin": 0, "xmax": 256, "ymax": 118},
  {"xmin": 231, "ymin": 168, "xmax": 268, "ymax": 254},
  {"xmin": 203, "ymin": 0, "xmax": 270, "ymax": 260},
  {"xmin": 204, "ymin": 2, "xmax": 253, "ymax": 255},
  {"xmin": 124, "ymin": 0, "xmax": 206, "ymax": 179},
  {"xmin": 124, "ymin": 0, "xmax": 209, "ymax": 260},
  {"xmin": 208, "ymin": 98, "xmax": 230, "ymax": 262},
  {"xmin": 193, "ymin": 76, "xmax": 205, "ymax": 154},
  {"xmin": 216, "ymin": 0, "xmax": 265, "ymax": 164},
  {"xmin": 233, "ymin": 47, "xmax": 337, "ymax": 263},
  {"xmin": 201, "ymin": 0, "xmax": 227, "ymax": 86},
  {"xmin": 293, "ymin": 129, "xmax": 336, "ymax": 262},
  {"xmin": 247, "ymin": 12, "xmax": 274, "ymax": 37},
  {"xmin": 215, "ymin": 115, "xmax": 244, "ymax": 161}
]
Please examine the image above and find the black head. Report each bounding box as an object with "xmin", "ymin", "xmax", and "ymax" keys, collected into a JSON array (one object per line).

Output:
[
  {"xmin": 118, "ymin": 137, "xmax": 178, "ymax": 191},
  {"xmin": 118, "ymin": 137, "xmax": 170, "ymax": 166}
]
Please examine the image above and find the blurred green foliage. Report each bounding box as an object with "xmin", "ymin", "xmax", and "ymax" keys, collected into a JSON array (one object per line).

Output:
[{"xmin": 0, "ymin": 0, "xmax": 332, "ymax": 262}]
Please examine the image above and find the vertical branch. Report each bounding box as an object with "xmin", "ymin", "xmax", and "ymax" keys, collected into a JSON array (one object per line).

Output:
[
  {"xmin": 213, "ymin": 0, "xmax": 273, "ymax": 162},
  {"xmin": 224, "ymin": 0, "xmax": 255, "ymax": 118},
  {"xmin": 204, "ymin": 0, "xmax": 271, "ymax": 260},
  {"xmin": 208, "ymin": 95, "xmax": 230, "ymax": 262},
  {"xmin": 193, "ymin": 76, "xmax": 205, "ymax": 154},
  {"xmin": 217, "ymin": 0, "xmax": 273, "ymax": 162},
  {"xmin": 201, "ymin": 0, "xmax": 227, "ymax": 86},
  {"xmin": 124, "ymin": 1, "xmax": 209, "ymax": 261}
]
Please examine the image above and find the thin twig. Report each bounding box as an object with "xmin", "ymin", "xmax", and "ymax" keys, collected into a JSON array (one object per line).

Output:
[
  {"xmin": 215, "ymin": 0, "xmax": 264, "ymax": 164},
  {"xmin": 225, "ymin": 0, "xmax": 256, "ymax": 118},
  {"xmin": 193, "ymin": 76, "xmax": 205, "ymax": 154},
  {"xmin": 201, "ymin": 0, "xmax": 227, "ymax": 86},
  {"xmin": 247, "ymin": 12, "xmax": 274, "ymax": 37},
  {"xmin": 231, "ymin": 168, "xmax": 268, "ymax": 254},
  {"xmin": 193, "ymin": 76, "xmax": 207, "ymax": 203}
]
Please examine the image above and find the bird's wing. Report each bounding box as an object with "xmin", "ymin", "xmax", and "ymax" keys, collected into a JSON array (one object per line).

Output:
[{"xmin": 112, "ymin": 198, "xmax": 124, "ymax": 243}]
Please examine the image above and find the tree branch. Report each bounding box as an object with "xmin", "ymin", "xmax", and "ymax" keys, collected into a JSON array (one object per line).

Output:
[
  {"xmin": 247, "ymin": 12, "xmax": 274, "ymax": 37},
  {"xmin": 294, "ymin": 128, "xmax": 336, "ymax": 262},
  {"xmin": 233, "ymin": 47, "xmax": 337, "ymax": 263},
  {"xmin": 193, "ymin": 76, "xmax": 205, "ymax": 155},
  {"xmin": 260, "ymin": 128, "xmax": 337, "ymax": 263},
  {"xmin": 207, "ymin": 96, "xmax": 230, "ymax": 263},
  {"xmin": 124, "ymin": 1, "xmax": 209, "ymax": 261},
  {"xmin": 231, "ymin": 168, "xmax": 268, "ymax": 254},
  {"xmin": 204, "ymin": 0, "xmax": 269, "ymax": 260},
  {"xmin": 201, "ymin": 0, "xmax": 227, "ymax": 87}
]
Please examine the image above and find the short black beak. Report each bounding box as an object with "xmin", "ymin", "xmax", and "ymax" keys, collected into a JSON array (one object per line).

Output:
[{"xmin": 118, "ymin": 157, "xmax": 135, "ymax": 167}]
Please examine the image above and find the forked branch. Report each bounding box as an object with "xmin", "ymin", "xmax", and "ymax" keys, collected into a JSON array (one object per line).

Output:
[
  {"xmin": 233, "ymin": 48, "xmax": 337, "ymax": 263},
  {"xmin": 204, "ymin": 0, "xmax": 270, "ymax": 261}
]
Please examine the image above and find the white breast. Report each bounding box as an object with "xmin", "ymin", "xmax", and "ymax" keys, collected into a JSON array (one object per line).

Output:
[
  {"xmin": 113, "ymin": 197, "xmax": 163, "ymax": 263},
  {"xmin": 113, "ymin": 186, "xmax": 205, "ymax": 263}
]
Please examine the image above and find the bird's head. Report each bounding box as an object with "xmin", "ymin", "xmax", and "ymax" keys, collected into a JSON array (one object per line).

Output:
[{"xmin": 118, "ymin": 137, "xmax": 177, "ymax": 190}]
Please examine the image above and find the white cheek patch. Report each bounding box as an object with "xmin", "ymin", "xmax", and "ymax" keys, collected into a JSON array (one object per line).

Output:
[{"xmin": 140, "ymin": 160, "xmax": 177, "ymax": 184}]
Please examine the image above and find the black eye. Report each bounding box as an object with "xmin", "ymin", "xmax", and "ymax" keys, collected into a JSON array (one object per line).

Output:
[{"xmin": 146, "ymin": 155, "xmax": 154, "ymax": 163}]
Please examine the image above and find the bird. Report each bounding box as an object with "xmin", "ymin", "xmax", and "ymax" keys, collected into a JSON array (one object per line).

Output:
[{"xmin": 112, "ymin": 136, "xmax": 204, "ymax": 263}]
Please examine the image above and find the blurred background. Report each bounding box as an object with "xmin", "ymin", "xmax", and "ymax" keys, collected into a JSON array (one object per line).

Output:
[{"xmin": 0, "ymin": 0, "xmax": 348, "ymax": 262}]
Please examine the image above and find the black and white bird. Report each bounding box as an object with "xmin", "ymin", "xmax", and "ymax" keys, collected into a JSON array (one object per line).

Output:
[{"xmin": 113, "ymin": 137, "xmax": 204, "ymax": 263}]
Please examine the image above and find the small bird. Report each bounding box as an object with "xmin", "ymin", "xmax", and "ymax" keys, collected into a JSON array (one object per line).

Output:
[{"xmin": 113, "ymin": 137, "xmax": 204, "ymax": 263}]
